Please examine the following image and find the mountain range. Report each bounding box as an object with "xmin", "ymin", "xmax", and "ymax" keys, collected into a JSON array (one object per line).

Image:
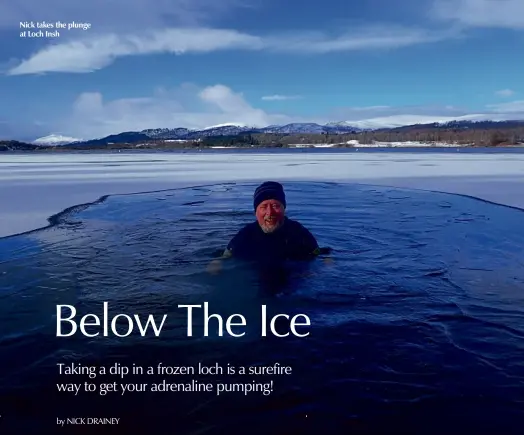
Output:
[{"xmin": 30, "ymin": 119, "xmax": 524, "ymax": 146}]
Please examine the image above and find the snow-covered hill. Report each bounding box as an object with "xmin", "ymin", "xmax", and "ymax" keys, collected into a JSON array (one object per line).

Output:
[
  {"xmin": 31, "ymin": 119, "xmax": 524, "ymax": 147},
  {"xmin": 33, "ymin": 134, "xmax": 82, "ymax": 145}
]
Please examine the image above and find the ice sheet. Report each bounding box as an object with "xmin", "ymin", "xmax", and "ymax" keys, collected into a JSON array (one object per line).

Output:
[{"xmin": 1, "ymin": 151, "xmax": 523, "ymax": 238}]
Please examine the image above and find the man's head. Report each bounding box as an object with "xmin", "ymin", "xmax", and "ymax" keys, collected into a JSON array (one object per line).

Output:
[{"xmin": 253, "ymin": 181, "xmax": 286, "ymax": 233}]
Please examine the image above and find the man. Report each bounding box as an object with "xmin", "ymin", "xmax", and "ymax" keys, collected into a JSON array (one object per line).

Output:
[{"xmin": 221, "ymin": 181, "xmax": 320, "ymax": 262}]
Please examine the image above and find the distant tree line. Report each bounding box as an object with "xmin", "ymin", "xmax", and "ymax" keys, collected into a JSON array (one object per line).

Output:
[{"xmin": 200, "ymin": 126, "xmax": 524, "ymax": 147}]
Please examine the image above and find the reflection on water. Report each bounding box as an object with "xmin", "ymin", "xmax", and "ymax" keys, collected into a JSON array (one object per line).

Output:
[{"xmin": 1, "ymin": 181, "xmax": 523, "ymax": 434}]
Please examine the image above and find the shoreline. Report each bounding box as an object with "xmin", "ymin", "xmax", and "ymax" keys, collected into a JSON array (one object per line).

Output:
[
  {"xmin": 2, "ymin": 140, "xmax": 524, "ymax": 153},
  {"xmin": 2, "ymin": 144, "xmax": 524, "ymax": 154}
]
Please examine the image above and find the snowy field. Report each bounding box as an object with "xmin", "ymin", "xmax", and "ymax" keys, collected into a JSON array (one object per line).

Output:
[{"xmin": 1, "ymin": 151, "xmax": 524, "ymax": 238}]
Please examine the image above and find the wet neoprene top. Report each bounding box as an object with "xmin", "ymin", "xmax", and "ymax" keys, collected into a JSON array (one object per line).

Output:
[{"xmin": 226, "ymin": 217, "xmax": 319, "ymax": 262}]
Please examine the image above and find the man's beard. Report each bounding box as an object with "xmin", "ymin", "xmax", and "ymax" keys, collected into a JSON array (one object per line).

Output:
[{"xmin": 260, "ymin": 217, "xmax": 283, "ymax": 233}]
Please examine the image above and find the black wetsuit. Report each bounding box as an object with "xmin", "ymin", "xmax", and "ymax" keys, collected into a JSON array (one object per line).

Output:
[{"xmin": 226, "ymin": 217, "xmax": 319, "ymax": 263}]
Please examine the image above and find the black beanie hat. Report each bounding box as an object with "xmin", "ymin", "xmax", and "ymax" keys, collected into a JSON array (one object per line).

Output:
[{"xmin": 253, "ymin": 181, "xmax": 286, "ymax": 210}]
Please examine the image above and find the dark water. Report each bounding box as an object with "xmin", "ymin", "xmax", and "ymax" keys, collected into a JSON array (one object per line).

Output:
[{"xmin": 1, "ymin": 181, "xmax": 524, "ymax": 434}]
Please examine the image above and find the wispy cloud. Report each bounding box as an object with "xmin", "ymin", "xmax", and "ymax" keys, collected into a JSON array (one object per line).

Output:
[
  {"xmin": 7, "ymin": 29, "xmax": 264, "ymax": 75},
  {"xmin": 495, "ymin": 89, "xmax": 515, "ymax": 97},
  {"xmin": 6, "ymin": 24, "xmax": 459, "ymax": 75},
  {"xmin": 486, "ymin": 100, "xmax": 524, "ymax": 113},
  {"xmin": 327, "ymin": 101, "xmax": 524, "ymax": 129},
  {"xmin": 265, "ymin": 25, "xmax": 458, "ymax": 53},
  {"xmin": 328, "ymin": 104, "xmax": 467, "ymax": 121},
  {"xmin": 261, "ymin": 94, "xmax": 302, "ymax": 101},
  {"xmin": 431, "ymin": 0, "xmax": 524, "ymax": 29}
]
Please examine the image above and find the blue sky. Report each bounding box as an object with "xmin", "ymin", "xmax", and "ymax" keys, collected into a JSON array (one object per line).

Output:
[{"xmin": 1, "ymin": 0, "xmax": 523, "ymax": 141}]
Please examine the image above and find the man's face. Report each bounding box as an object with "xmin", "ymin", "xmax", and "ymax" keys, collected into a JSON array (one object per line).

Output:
[{"xmin": 256, "ymin": 199, "xmax": 285, "ymax": 233}]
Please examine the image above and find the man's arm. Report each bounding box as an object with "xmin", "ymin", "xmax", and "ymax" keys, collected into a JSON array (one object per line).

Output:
[
  {"xmin": 221, "ymin": 223, "xmax": 253, "ymax": 258},
  {"xmin": 293, "ymin": 221, "xmax": 333, "ymax": 257},
  {"xmin": 207, "ymin": 227, "xmax": 245, "ymax": 273},
  {"xmin": 207, "ymin": 249, "xmax": 231, "ymax": 274},
  {"xmin": 293, "ymin": 221, "xmax": 320, "ymax": 256},
  {"xmin": 222, "ymin": 232, "xmax": 239, "ymax": 258},
  {"xmin": 300, "ymin": 228, "xmax": 334, "ymax": 264}
]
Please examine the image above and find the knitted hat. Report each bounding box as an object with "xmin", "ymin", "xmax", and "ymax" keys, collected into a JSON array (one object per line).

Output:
[{"xmin": 253, "ymin": 181, "xmax": 286, "ymax": 210}]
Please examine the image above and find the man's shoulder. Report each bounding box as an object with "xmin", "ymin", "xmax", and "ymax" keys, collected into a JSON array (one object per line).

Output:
[
  {"xmin": 236, "ymin": 221, "xmax": 259, "ymax": 235},
  {"xmin": 284, "ymin": 217, "xmax": 310, "ymax": 233},
  {"xmin": 227, "ymin": 221, "xmax": 259, "ymax": 249},
  {"xmin": 283, "ymin": 217, "xmax": 319, "ymax": 251}
]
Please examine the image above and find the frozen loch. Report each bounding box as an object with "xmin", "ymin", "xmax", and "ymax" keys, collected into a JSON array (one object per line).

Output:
[{"xmin": 1, "ymin": 150, "xmax": 524, "ymax": 238}]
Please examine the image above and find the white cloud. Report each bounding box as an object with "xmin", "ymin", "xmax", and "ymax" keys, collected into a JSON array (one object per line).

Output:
[
  {"xmin": 6, "ymin": 24, "xmax": 459, "ymax": 75},
  {"xmin": 49, "ymin": 83, "xmax": 300, "ymax": 139},
  {"xmin": 265, "ymin": 25, "xmax": 458, "ymax": 53},
  {"xmin": 261, "ymin": 95, "xmax": 302, "ymax": 101},
  {"xmin": 329, "ymin": 101, "xmax": 524, "ymax": 129},
  {"xmin": 495, "ymin": 89, "xmax": 515, "ymax": 97},
  {"xmin": 328, "ymin": 104, "xmax": 467, "ymax": 121},
  {"xmin": 7, "ymin": 29, "xmax": 264, "ymax": 75},
  {"xmin": 199, "ymin": 85, "xmax": 261, "ymax": 114},
  {"xmin": 337, "ymin": 113, "xmax": 521, "ymax": 130},
  {"xmin": 486, "ymin": 100, "xmax": 524, "ymax": 113},
  {"xmin": 432, "ymin": 0, "xmax": 524, "ymax": 29}
]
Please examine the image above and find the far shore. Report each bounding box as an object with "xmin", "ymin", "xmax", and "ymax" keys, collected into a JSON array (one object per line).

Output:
[
  {"xmin": 3, "ymin": 119, "xmax": 523, "ymax": 152},
  {"xmin": 2, "ymin": 141, "xmax": 524, "ymax": 153}
]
